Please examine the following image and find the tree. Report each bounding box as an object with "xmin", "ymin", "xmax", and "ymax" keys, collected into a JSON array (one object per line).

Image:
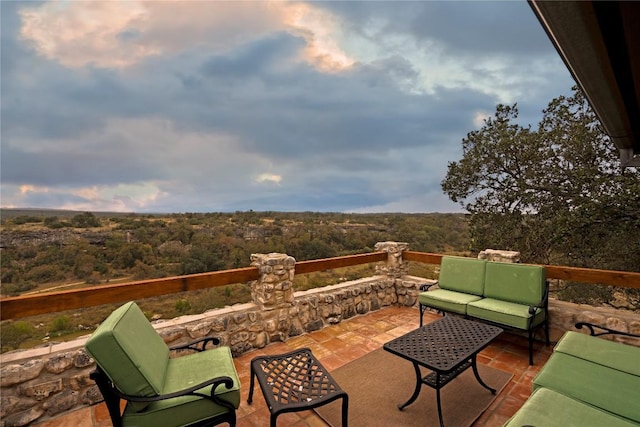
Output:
[
  {"xmin": 442, "ymin": 86, "xmax": 640, "ymax": 271},
  {"xmin": 71, "ymin": 212, "xmax": 101, "ymax": 228}
]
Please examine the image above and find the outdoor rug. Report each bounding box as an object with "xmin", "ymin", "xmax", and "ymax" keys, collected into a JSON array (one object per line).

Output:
[{"xmin": 315, "ymin": 348, "xmax": 512, "ymax": 427}]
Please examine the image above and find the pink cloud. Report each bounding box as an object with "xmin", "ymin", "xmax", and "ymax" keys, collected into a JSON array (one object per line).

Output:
[{"xmin": 19, "ymin": 0, "xmax": 354, "ymax": 72}]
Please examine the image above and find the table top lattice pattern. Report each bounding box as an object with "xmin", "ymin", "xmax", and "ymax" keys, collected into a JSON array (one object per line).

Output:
[
  {"xmin": 384, "ymin": 316, "xmax": 502, "ymax": 371},
  {"xmin": 253, "ymin": 348, "xmax": 340, "ymax": 406}
]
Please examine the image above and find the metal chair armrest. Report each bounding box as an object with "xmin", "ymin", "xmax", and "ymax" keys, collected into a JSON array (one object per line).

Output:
[
  {"xmin": 90, "ymin": 368, "xmax": 236, "ymax": 409},
  {"xmin": 170, "ymin": 337, "xmax": 221, "ymax": 352},
  {"xmin": 575, "ymin": 322, "xmax": 640, "ymax": 338},
  {"xmin": 419, "ymin": 281, "xmax": 438, "ymax": 292}
]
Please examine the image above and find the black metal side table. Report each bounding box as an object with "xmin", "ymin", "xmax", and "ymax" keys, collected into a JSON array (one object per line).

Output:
[
  {"xmin": 248, "ymin": 347, "xmax": 349, "ymax": 427},
  {"xmin": 384, "ymin": 316, "xmax": 503, "ymax": 427}
]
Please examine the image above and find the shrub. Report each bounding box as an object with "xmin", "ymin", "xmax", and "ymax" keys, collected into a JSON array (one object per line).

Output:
[
  {"xmin": 554, "ymin": 282, "xmax": 613, "ymax": 306},
  {"xmin": 12, "ymin": 216, "xmax": 42, "ymax": 225},
  {"xmin": 0, "ymin": 282, "xmax": 36, "ymax": 296},
  {"xmin": 175, "ymin": 299, "xmax": 191, "ymax": 314},
  {"xmin": 1, "ymin": 321, "xmax": 34, "ymax": 351},
  {"xmin": 50, "ymin": 316, "xmax": 71, "ymax": 333},
  {"xmin": 71, "ymin": 212, "xmax": 101, "ymax": 228}
]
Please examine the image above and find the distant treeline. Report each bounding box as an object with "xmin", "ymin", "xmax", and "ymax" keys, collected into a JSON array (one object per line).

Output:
[{"xmin": 0, "ymin": 211, "xmax": 470, "ymax": 296}]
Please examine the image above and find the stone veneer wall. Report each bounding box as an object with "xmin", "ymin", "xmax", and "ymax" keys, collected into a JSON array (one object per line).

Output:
[
  {"xmin": 547, "ymin": 299, "xmax": 640, "ymax": 345},
  {"xmin": 1, "ymin": 245, "xmax": 639, "ymax": 426}
]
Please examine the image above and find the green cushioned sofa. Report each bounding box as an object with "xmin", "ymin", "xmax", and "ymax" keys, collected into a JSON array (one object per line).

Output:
[
  {"xmin": 419, "ymin": 256, "xmax": 549, "ymax": 364},
  {"xmin": 504, "ymin": 323, "xmax": 640, "ymax": 427},
  {"xmin": 85, "ymin": 301, "xmax": 240, "ymax": 427}
]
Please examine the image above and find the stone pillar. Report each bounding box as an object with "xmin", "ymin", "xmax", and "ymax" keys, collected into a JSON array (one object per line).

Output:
[
  {"xmin": 250, "ymin": 253, "xmax": 296, "ymax": 310},
  {"xmin": 478, "ymin": 249, "xmax": 520, "ymax": 263},
  {"xmin": 374, "ymin": 241, "xmax": 409, "ymax": 278}
]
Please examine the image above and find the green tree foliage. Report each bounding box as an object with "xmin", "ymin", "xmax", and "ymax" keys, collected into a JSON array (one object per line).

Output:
[
  {"xmin": 181, "ymin": 233, "xmax": 226, "ymax": 274},
  {"xmin": 442, "ymin": 86, "xmax": 640, "ymax": 271},
  {"xmin": 1, "ymin": 211, "xmax": 470, "ymax": 296},
  {"xmin": 12, "ymin": 215, "xmax": 42, "ymax": 225},
  {"xmin": 113, "ymin": 243, "xmax": 154, "ymax": 269},
  {"xmin": 288, "ymin": 239, "xmax": 337, "ymax": 261},
  {"xmin": 44, "ymin": 216, "xmax": 68, "ymax": 228}
]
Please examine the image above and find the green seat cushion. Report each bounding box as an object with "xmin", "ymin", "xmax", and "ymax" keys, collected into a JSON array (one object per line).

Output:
[
  {"xmin": 419, "ymin": 289, "xmax": 482, "ymax": 315},
  {"xmin": 438, "ymin": 256, "xmax": 486, "ymax": 296},
  {"xmin": 533, "ymin": 352, "xmax": 640, "ymax": 422},
  {"xmin": 164, "ymin": 346, "xmax": 240, "ymax": 406},
  {"xmin": 85, "ymin": 302, "xmax": 169, "ymax": 408},
  {"xmin": 122, "ymin": 347, "xmax": 241, "ymax": 427},
  {"xmin": 504, "ymin": 387, "xmax": 638, "ymax": 427},
  {"xmin": 555, "ymin": 331, "xmax": 640, "ymax": 376},
  {"xmin": 483, "ymin": 262, "xmax": 546, "ymax": 305},
  {"xmin": 467, "ymin": 298, "xmax": 545, "ymax": 330}
]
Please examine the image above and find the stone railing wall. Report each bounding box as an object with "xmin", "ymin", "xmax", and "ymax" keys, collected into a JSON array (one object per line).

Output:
[
  {"xmin": 548, "ymin": 299, "xmax": 640, "ymax": 345},
  {"xmin": 477, "ymin": 249, "xmax": 521, "ymax": 263},
  {"xmin": 1, "ymin": 244, "xmax": 639, "ymax": 426}
]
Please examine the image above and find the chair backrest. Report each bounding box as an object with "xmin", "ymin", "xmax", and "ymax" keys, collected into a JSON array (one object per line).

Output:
[
  {"xmin": 85, "ymin": 302, "xmax": 169, "ymax": 404},
  {"xmin": 483, "ymin": 262, "xmax": 546, "ymax": 305},
  {"xmin": 438, "ymin": 256, "xmax": 486, "ymax": 296}
]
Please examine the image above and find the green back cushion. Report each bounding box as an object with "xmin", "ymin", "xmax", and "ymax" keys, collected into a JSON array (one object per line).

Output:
[
  {"xmin": 85, "ymin": 301, "xmax": 169, "ymax": 399},
  {"xmin": 438, "ymin": 256, "xmax": 486, "ymax": 295},
  {"xmin": 555, "ymin": 331, "xmax": 640, "ymax": 376},
  {"xmin": 483, "ymin": 262, "xmax": 545, "ymax": 305}
]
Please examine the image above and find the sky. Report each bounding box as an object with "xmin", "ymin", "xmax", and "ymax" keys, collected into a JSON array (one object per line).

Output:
[{"xmin": 0, "ymin": 1, "xmax": 575, "ymax": 214}]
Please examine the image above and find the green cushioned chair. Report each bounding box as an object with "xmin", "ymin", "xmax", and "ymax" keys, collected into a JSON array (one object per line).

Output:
[
  {"xmin": 418, "ymin": 256, "xmax": 486, "ymax": 325},
  {"xmin": 505, "ymin": 323, "xmax": 640, "ymax": 427},
  {"xmin": 85, "ymin": 301, "xmax": 240, "ymax": 427}
]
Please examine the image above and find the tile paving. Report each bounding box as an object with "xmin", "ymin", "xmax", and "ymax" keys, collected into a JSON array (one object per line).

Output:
[{"xmin": 31, "ymin": 306, "xmax": 552, "ymax": 427}]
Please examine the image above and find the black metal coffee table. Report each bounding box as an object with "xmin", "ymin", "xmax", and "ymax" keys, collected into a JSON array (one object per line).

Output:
[
  {"xmin": 383, "ymin": 315, "xmax": 502, "ymax": 427},
  {"xmin": 248, "ymin": 347, "xmax": 348, "ymax": 427}
]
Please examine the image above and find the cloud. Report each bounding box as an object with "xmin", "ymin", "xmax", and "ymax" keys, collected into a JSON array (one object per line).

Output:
[
  {"xmin": 473, "ymin": 111, "xmax": 492, "ymax": 127},
  {"xmin": 15, "ymin": 1, "xmax": 563, "ymax": 104},
  {"xmin": 2, "ymin": 116, "xmax": 280, "ymax": 210},
  {"xmin": 283, "ymin": 2, "xmax": 355, "ymax": 72},
  {"xmin": 255, "ymin": 174, "xmax": 282, "ymax": 185},
  {"xmin": 17, "ymin": 1, "xmax": 354, "ymax": 72},
  {"xmin": 1, "ymin": 1, "xmax": 575, "ymax": 214},
  {"xmin": 19, "ymin": 1, "xmax": 154, "ymax": 68}
]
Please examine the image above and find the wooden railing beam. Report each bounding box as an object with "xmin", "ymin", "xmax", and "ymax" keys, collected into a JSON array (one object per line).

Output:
[
  {"xmin": 0, "ymin": 267, "xmax": 259, "ymax": 321},
  {"xmin": 543, "ymin": 265, "xmax": 640, "ymax": 288},
  {"xmin": 294, "ymin": 252, "xmax": 387, "ymax": 274},
  {"xmin": 402, "ymin": 252, "xmax": 640, "ymax": 288},
  {"xmin": 402, "ymin": 251, "xmax": 444, "ymax": 264},
  {"xmin": 1, "ymin": 251, "xmax": 638, "ymax": 320}
]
